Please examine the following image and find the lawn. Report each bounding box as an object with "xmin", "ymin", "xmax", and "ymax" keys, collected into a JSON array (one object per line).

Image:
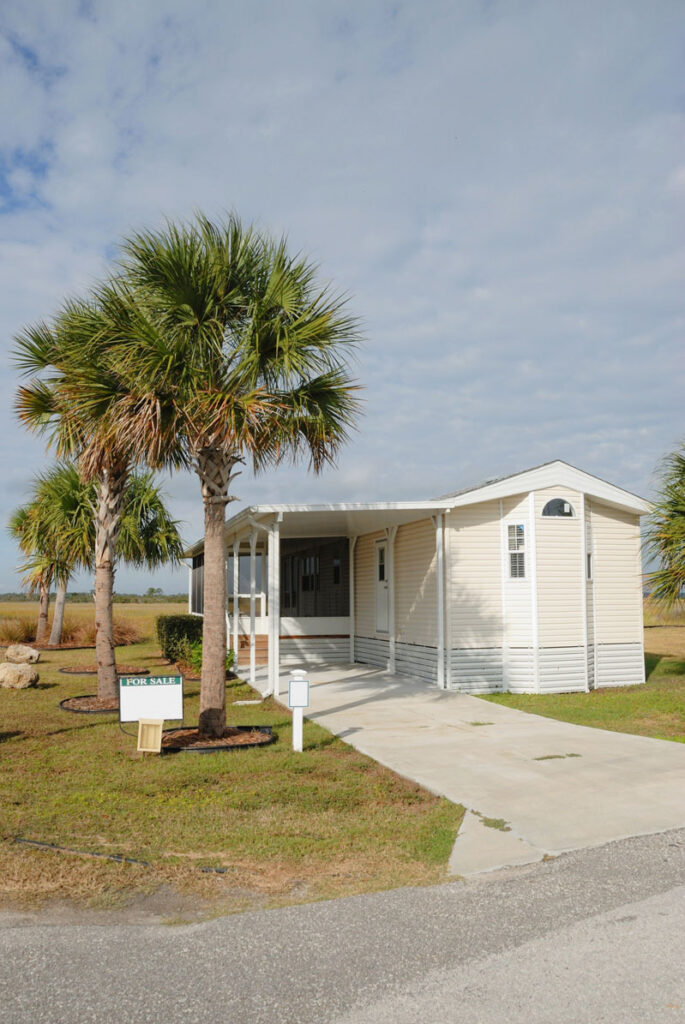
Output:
[
  {"xmin": 479, "ymin": 625, "xmax": 685, "ymax": 744},
  {"xmin": 0, "ymin": 602, "xmax": 463, "ymax": 914}
]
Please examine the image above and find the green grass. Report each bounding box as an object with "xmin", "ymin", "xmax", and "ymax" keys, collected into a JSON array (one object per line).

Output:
[
  {"xmin": 0, "ymin": 606, "xmax": 464, "ymax": 911},
  {"xmin": 480, "ymin": 645, "xmax": 685, "ymax": 744}
]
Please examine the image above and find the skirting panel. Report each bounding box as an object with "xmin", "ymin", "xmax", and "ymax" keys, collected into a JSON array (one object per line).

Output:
[
  {"xmin": 595, "ymin": 643, "xmax": 645, "ymax": 688},
  {"xmin": 354, "ymin": 635, "xmax": 389, "ymax": 669},
  {"xmin": 538, "ymin": 647, "xmax": 587, "ymax": 693},
  {"xmin": 353, "ymin": 637, "xmax": 438, "ymax": 682},
  {"xmin": 280, "ymin": 637, "xmax": 349, "ymax": 665},
  {"xmin": 395, "ymin": 641, "xmax": 438, "ymax": 683},
  {"xmin": 505, "ymin": 648, "xmax": 535, "ymax": 693},
  {"xmin": 449, "ymin": 648, "xmax": 504, "ymax": 693}
]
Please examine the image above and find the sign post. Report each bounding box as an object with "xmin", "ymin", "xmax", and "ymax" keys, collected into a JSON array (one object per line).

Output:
[{"xmin": 288, "ymin": 669, "xmax": 310, "ymax": 753}]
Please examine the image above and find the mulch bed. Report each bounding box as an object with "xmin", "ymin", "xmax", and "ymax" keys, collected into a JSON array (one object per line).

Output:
[
  {"xmin": 59, "ymin": 665, "xmax": 149, "ymax": 676},
  {"xmin": 162, "ymin": 725, "xmax": 274, "ymax": 752},
  {"xmin": 59, "ymin": 695, "xmax": 120, "ymax": 714}
]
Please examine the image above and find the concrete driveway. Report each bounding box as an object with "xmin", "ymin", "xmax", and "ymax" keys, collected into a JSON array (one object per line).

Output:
[{"xmin": 261, "ymin": 664, "xmax": 685, "ymax": 875}]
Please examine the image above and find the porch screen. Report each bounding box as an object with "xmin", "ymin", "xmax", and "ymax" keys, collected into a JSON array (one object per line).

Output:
[{"xmin": 281, "ymin": 537, "xmax": 349, "ymax": 617}]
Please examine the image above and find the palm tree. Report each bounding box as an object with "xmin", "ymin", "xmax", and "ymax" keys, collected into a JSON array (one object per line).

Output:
[
  {"xmin": 648, "ymin": 447, "xmax": 685, "ymax": 605},
  {"xmin": 14, "ymin": 303, "xmax": 183, "ymax": 696},
  {"xmin": 9, "ymin": 462, "xmax": 184, "ymax": 646},
  {"xmin": 110, "ymin": 214, "xmax": 361, "ymax": 737},
  {"xmin": 7, "ymin": 505, "xmax": 62, "ymax": 644}
]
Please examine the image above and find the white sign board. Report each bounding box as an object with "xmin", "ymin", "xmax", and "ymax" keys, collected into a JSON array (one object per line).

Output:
[
  {"xmin": 288, "ymin": 677, "xmax": 310, "ymax": 709},
  {"xmin": 119, "ymin": 675, "xmax": 184, "ymax": 723}
]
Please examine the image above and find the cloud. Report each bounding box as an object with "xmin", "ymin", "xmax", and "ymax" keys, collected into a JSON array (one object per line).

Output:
[{"xmin": 0, "ymin": 0, "xmax": 682, "ymax": 590}]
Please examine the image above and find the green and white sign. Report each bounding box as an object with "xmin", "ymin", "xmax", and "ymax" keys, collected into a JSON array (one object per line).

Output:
[{"xmin": 119, "ymin": 675, "xmax": 184, "ymax": 723}]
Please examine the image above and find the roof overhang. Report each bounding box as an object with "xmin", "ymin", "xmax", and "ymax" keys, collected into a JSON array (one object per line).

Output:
[
  {"xmin": 183, "ymin": 501, "xmax": 452, "ymax": 557},
  {"xmin": 182, "ymin": 460, "xmax": 651, "ymax": 558}
]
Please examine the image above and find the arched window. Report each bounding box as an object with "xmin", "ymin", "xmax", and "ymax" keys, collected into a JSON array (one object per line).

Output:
[{"xmin": 542, "ymin": 498, "xmax": 575, "ymax": 518}]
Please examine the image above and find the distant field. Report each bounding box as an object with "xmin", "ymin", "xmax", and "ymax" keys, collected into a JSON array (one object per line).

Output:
[
  {"xmin": 0, "ymin": 601, "xmax": 187, "ymax": 645},
  {"xmin": 643, "ymin": 597, "xmax": 685, "ymax": 627}
]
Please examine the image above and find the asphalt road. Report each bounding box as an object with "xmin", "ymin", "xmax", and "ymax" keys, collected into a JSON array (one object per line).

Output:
[{"xmin": 2, "ymin": 828, "xmax": 684, "ymax": 1023}]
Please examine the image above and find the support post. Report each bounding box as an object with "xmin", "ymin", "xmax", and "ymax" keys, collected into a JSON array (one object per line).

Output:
[
  {"xmin": 385, "ymin": 526, "xmax": 398, "ymax": 674},
  {"xmin": 580, "ymin": 493, "xmax": 590, "ymax": 692},
  {"xmin": 272, "ymin": 518, "xmax": 281, "ymax": 695},
  {"xmin": 528, "ymin": 492, "xmax": 540, "ymax": 693},
  {"xmin": 433, "ymin": 513, "xmax": 446, "ymax": 689},
  {"xmin": 249, "ymin": 529, "xmax": 257, "ymax": 685},
  {"xmin": 348, "ymin": 536, "xmax": 357, "ymax": 664},
  {"xmin": 267, "ymin": 522, "xmax": 278, "ymax": 695},
  {"xmin": 187, "ymin": 563, "xmax": 192, "ymax": 614},
  {"xmin": 232, "ymin": 537, "xmax": 240, "ymax": 671}
]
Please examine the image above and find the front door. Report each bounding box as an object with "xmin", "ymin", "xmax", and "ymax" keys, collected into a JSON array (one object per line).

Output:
[{"xmin": 375, "ymin": 540, "xmax": 389, "ymax": 633}]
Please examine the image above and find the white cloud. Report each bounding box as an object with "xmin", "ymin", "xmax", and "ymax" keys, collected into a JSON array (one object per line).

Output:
[{"xmin": 0, "ymin": 0, "xmax": 682, "ymax": 590}]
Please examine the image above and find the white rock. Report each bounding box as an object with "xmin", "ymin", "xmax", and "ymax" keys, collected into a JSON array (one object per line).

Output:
[
  {"xmin": 0, "ymin": 663, "xmax": 39, "ymax": 689},
  {"xmin": 5, "ymin": 644, "xmax": 40, "ymax": 664}
]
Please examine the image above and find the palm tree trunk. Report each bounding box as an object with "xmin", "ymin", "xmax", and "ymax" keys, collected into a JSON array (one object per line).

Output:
[
  {"xmin": 94, "ymin": 468, "xmax": 128, "ymax": 701},
  {"xmin": 197, "ymin": 449, "xmax": 239, "ymax": 738},
  {"xmin": 36, "ymin": 578, "xmax": 50, "ymax": 644},
  {"xmin": 49, "ymin": 579, "xmax": 68, "ymax": 646}
]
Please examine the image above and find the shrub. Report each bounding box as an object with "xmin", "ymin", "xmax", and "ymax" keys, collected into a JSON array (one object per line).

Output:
[
  {"xmin": 0, "ymin": 616, "xmax": 36, "ymax": 644},
  {"xmin": 0, "ymin": 613, "xmax": 143, "ymax": 646},
  {"xmin": 156, "ymin": 614, "xmax": 204, "ymax": 662},
  {"xmin": 175, "ymin": 636, "xmax": 235, "ymax": 675}
]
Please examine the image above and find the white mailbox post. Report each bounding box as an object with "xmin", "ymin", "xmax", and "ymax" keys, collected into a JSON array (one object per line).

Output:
[{"xmin": 288, "ymin": 669, "xmax": 310, "ymax": 753}]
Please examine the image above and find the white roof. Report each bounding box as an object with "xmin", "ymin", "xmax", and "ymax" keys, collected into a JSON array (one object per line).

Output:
[{"xmin": 184, "ymin": 460, "xmax": 650, "ymax": 556}]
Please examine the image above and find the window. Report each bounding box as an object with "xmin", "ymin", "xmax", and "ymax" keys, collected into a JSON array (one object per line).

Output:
[
  {"xmin": 508, "ymin": 524, "xmax": 525, "ymax": 578},
  {"xmin": 542, "ymin": 498, "xmax": 575, "ymax": 517},
  {"xmin": 587, "ymin": 552, "xmax": 593, "ymax": 580},
  {"xmin": 377, "ymin": 545, "xmax": 386, "ymax": 582}
]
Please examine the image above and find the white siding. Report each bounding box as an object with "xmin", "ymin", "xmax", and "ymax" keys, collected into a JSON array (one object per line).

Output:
[
  {"xmin": 591, "ymin": 500, "xmax": 644, "ymax": 649},
  {"xmin": 281, "ymin": 637, "xmax": 349, "ymax": 664},
  {"xmin": 535, "ymin": 487, "xmax": 584, "ymax": 647},
  {"xmin": 587, "ymin": 500, "xmax": 644, "ymax": 689},
  {"xmin": 538, "ymin": 647, "xmax": 587, "ymax": 693},
  {"xmin": 394, "ymin": 518, "xmax": 437, "ymax": 646},
  {"xmin": 501, "ymin": 493, "xmax": 532, "ymax": 647},
  {"xmin": 450, "ymin": 648, "xmax": 503, "ymax": 692},
  {"xmin": 447, "ymin": 501, "xmax": 503, "ymax": 647},
  {"xmin": 595, "ymin": 643, "xmax": 645, "ymax": 687},
  {"xmin": 354, "ymin": 530, "xmax": 383, "ymax": 639}
]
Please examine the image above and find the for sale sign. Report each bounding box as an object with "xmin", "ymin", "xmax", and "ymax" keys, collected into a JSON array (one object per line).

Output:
[{"xmin": 119, "ymin": 675, "xmax": 184, "ymax": 723}]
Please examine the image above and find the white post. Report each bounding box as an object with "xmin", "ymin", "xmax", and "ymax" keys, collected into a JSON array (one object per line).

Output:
[
  {"xmin": 187, "ymin": 563, "xmax": 192, "ymax": 614},
  {"xmin": 292, "ymin": 707, "xmax": 303, "ymax": 752},
  {"xmin": 580, "ymin": 493, "xmax": 590, "ymax": 692},
  {"xmin": 266, "ymin": 517, "xmax": 282, "ymax": 697},
  {"xmin": 349, "ymin": 536, "xmax": 357, "ymax": 664},
  {"xmin": 267, "ymin": 524, "xmax": 275, "ymax": 696},
  {"xmin": 528, "ymin": 492, "xmax": 540, "ymax": 693},
  {"xmin": 232, "ymin": 537, "xmax": 240, "ymax": 671},
  {"xmin": 386, "ymin": 526, "xmax": 398, "ymax": 674},
  {"xmin": 434, "ymin": 514, "xmax": 446, "ymax": 689},
  {"xmin": 249, "ymin": 529, "xmax": 257, "ymax": 685}
]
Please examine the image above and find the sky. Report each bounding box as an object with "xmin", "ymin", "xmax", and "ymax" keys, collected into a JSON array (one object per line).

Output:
[{"xmin": 0, "ymin": 0, "xmax": 683, "ymax": 593}]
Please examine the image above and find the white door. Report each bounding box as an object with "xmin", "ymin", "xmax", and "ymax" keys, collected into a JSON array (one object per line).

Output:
[{"xmin": 375, "ymin": 540, "xmax": 389, "ymax": 633}]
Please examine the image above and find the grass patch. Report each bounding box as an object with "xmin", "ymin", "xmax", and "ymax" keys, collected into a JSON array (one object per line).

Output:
[
  {"xmin": 480, "ymin": 629, "xmax": 685, "ymax": 743},
  {"xmin": 473, "ymin": 812, "xmax": 511, "ymax": 832},
  {"xmin": 468, "ymin": 721, "xmax": 493, "ymax": 727},
  {"xmin": 0, "ymin": 608, "xmax": 464, "ymax": 912}
]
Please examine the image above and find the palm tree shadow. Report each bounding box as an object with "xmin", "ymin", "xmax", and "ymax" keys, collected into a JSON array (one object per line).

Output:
[{"xmin": 0, "ymin": 731, "xmax": 23, "ymax": 743}]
